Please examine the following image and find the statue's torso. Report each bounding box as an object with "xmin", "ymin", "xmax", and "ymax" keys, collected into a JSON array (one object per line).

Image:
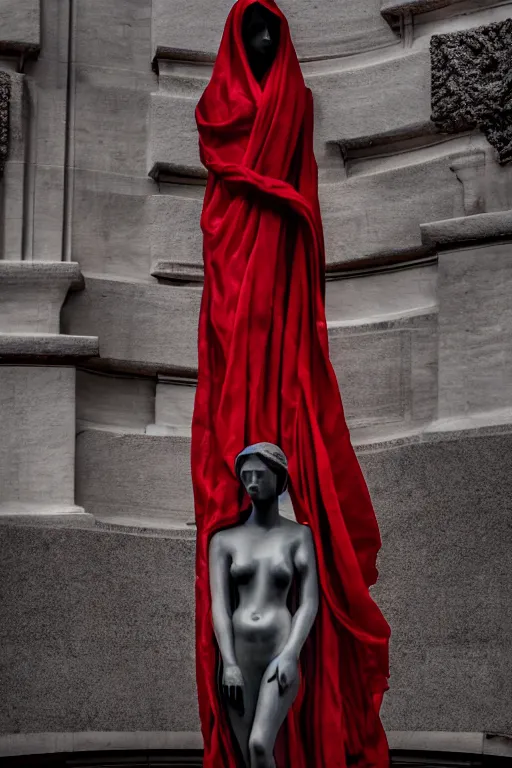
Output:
[{"xmin": 219, "ymin": 518, "xmax": 304, "ymax": 669}]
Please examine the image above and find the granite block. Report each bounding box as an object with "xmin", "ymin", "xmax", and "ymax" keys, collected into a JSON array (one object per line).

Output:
[
  {"xmin": 0, "ymin": 367, "xmax": 76, "ymax": 506},
  {"xmin": 2, "ymin": 160, "xmax": 25, "ymax": 260},
  {"xmin": 62, "ymin": 276, "xmax": 201, "ymax": 374},
  {"xmin": 0, "ymin": 0, "xmax": 40, "ymax": 53},
  {"xmin": 436, "ymin": 241, "xmax": 512, "ymax": 417},
  {"xmin": 32, "ymin": 164, "xmax": 65, "ymax": 261},
  {"xmin": 149, "ymin": 50, "xmax": 431, "ymax": 179},
  {"xmin": 75, "ymin": 0, "xmax": 152, "ymax": 71},
  {"xmin": 149, "ymin": 189, "xmax": 203, "ymax": 271},
  {"xmin": 325, "ymin": 263, "xmax": 437, "ymax": 325},
  {"xmin": 76, "ymin": 430, "xmax": 194, "ymax": 526},
  {"xmin": 364, "ymin": 432, "xmax": 512, "ymax": 733},
  {"xmin": 0, "ymin": 525, "xmax": 199, "ymax": 733},
  {"xmin": 76, "ymin": 370, "xmax": 155, "ymax": 431},
  {"xmin": 308, "ymin": 48, "xmax": 431, "ymax": 147},
  {"xmin": 25, "ymin": 57, "xmax": 68, "ymax": 168},
  {"xmin": 72, "ymin": 169, "xmax": 153, "ymax": 281},
  {"xmin": 321, "ymin": 154, "xmax": 462, "ymax": 267},
  {"xmin": 40, "ymin": 0, "xmax": 69, "ymax": 63},
  {"xmin": 330, "ymin": 313, "xmax": 437, "ymax": 431},
  {"xmin": 149, "ymin": 91, "xmax": 200, "ymax": 176},
  {"xmin": 74, "ymin": 66, "xmax": 154, "ymax": 177},
  {"xmin": 148, "ymin": 377, "xmax": 196, "ymax": 435},
  {"xmin": 0, "ymin": 261, "xmax": 81, "ymax": 334}
]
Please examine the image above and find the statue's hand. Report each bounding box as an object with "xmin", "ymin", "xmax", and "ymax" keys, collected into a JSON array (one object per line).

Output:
[
  {"xmin": 268, "ymin": 652, "xmax": 298, "ymax": 695},
  {"xmin": 222, "ymin": 664, "xmax": 244, "ymax": 715}
]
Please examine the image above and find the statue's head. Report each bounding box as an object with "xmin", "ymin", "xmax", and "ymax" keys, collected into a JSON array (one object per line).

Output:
[
  {"xmin": 235, "ymin": 442, "xmax": 288, "ymax": 501},
  {"xmin": 242, "ymin": 2, "xmax": 281, "ymax": 79}
]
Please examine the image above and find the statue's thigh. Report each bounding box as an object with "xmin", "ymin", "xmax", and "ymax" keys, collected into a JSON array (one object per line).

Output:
[
  {"xmin": 250, "ymin": 663, "xmax": 299, "ymax": 747},
  {"xmin": 227, "ymin": 667, "xmax": 261, "ymax": 766}
]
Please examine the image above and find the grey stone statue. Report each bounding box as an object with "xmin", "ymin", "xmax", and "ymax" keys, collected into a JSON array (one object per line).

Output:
[{"xmin": 209, "ymin": 443, "xmax": 319, "ymax": 768}]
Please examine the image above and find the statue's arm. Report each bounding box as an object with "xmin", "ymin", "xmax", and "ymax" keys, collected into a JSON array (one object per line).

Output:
[
  {"xmin": 282, "ymin": 526, "xmax": 319, "ymax": 659},
  {"xmin": 209, "ymin": 533, "xmax": 237, "ymax": 667}
]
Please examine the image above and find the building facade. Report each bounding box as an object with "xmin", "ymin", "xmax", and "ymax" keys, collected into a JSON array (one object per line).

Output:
[{"xmin": 0, "ymin": 0, "xmax": 511, "ymax": 765}]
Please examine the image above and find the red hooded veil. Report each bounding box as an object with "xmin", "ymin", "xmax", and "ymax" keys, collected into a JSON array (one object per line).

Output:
[{"xmin": 191, "ymin": 1, "xmax": 391, "ymax": 765}]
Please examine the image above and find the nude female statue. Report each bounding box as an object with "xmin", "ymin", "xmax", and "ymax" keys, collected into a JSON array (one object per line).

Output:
[{"xmin": 208, "ymin": 443, "xmax": 319, "ymax": 768}]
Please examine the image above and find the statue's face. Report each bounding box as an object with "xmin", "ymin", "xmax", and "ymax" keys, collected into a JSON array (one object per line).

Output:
[
  {"xmin": 242, "ymin": 4, "xmax": 280, "ymax": 61},
  {"xmin": 240, "ymin": 455, "xmax": 277, "ymax": 502}
]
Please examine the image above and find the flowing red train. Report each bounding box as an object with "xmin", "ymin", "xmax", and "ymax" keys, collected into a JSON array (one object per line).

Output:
[{"xmin": 191, "ymin": 1, "xmax": 391, "ymax": 765}]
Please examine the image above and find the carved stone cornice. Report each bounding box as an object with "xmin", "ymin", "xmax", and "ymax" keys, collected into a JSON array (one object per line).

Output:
[{"xmin": 431, "ymin": 19, "xmax": 512, "ymax": 164}]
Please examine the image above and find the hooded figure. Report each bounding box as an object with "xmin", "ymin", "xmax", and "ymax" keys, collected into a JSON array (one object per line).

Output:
[{"xmin": 191, "ymin": 1, "xmax": 391, "ymax": 766}]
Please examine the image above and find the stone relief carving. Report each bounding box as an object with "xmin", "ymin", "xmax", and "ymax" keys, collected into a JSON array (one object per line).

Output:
[
  {"xmin": 0, "ymin": 71, "xmax": 10, "ymax": 177},
  {"xmin": 431, "ymin": 19, "xmax": 512, "ymax": 164}
]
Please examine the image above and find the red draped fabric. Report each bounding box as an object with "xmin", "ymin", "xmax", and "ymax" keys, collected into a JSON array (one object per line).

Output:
[{"xmin": 191, "ymin": 1, "xmax": 391, "ymax": 765}]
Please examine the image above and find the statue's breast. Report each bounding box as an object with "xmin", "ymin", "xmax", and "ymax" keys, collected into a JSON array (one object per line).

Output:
[
  {"xmin": 230, "ymin": 552, "xmax": 293, "ymax": 592},
  {"xmin": 230, "ymin": 560, "xmax": 257, "ymax": 585}
]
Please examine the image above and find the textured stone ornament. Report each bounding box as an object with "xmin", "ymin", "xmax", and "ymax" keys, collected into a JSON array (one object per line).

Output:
[
  {"xmin": 431, "ymin": 19, "xmax": 512, "ymax": 164},
  {"xmin": 0, "ymin": 70, "xmax": 10, "ymax": 177}
]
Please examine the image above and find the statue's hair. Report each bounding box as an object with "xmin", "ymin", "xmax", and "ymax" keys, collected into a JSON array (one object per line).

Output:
[{"xmin": 234, "ymin": 442, "xmax": 288, "ymax": 495}]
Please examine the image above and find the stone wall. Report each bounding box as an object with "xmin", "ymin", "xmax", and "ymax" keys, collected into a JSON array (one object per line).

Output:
[{"xmin": 1, "ymin": 0, "xmax": 512, "ymax": 761}]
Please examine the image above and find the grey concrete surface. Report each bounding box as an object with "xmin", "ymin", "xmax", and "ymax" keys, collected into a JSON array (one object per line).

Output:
[
  {"xmin": 325, "ymin": 263, "xmax": 437, "ymax": 324},
  {"xmin": 0, "ymin": 334, "xmax": 98, "ymax": 358},
  {"xmin": 364, "ymin": 430, "xmax": 512, "ymax": 733},
  {"xmin": 437, "ymin": 240, "xmax": 512, "ymax": 418},
  {"xmin": 148, "ymin": 377, "xmax": 196, "ymax": 436},
  {"xmin": 330, "ymin": 312, "xmax": 438, "ymax": 431},
  {"xmin": 0, "ymin": 367, "xmax": 77, "ymax": 507},
  {"xmin": 0, "ymin": 0, "xmax": 40, "ymax": 53},
  {"xmin": 76, "ymin": 430, "xmax": 194, "ymax": 525},
  {"xmin": 74, "ymin": 65, "xmax": 154, "ymax": 178},
  {"xmin": 72, "ymin": 170, "xmax": 153, "ymax": 281},
  {"xmin": 0, "ymin": 525, "xmax": 199, "ymax": 733},
  {"xmin": 76, "ymin": 370, "xmax": 155, "ymax": 432},
  {"xmin": 0, "ymin": 261, "xmax": 81, "ymax": 334},
  {"xmin": 381, "ymin": 0, "xmax": 453, "ymax": 21},
  {"xmin": 75, "ymin": 0, "xmax": 152, "ymax": 71},
  {"xmin": 422, "ymin": 211, "xmax": 512, "ymax": 248},
  {"xmin": 149, "ymin": 189, "xmax": 203, "ymax": 273},
  {"xmin": 62, "ymin": 276, "xmax": 202, "ymax": 374}
]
